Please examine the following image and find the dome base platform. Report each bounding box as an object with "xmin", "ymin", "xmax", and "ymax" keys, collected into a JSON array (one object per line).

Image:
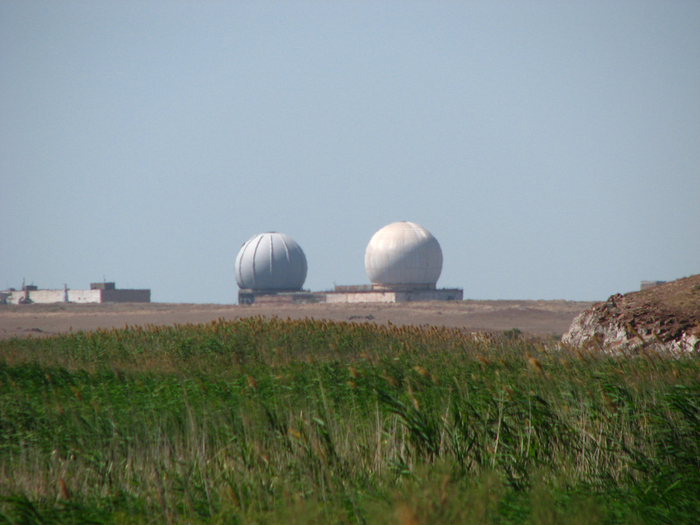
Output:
[
  {"xmin": 323, "ymin": 285, "xmax": 463, "ymax": 304},
  {"xmin": 238, "ymin": 286, "xmax": 463, "ymax": 305},
  {"xmin": 238, "ymin": 289, "xmax": 323, "ymax": 305}
]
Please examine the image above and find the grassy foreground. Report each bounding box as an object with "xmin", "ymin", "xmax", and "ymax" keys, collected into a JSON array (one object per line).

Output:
[{"xmin": 0, "ymin": 317, "xmax": 699, "ymax": 524}]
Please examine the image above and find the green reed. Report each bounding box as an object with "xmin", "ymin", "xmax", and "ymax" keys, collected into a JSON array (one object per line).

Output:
[{"xmin": 0, "ymin": 317, "xmax": 698, "ymax": 523}]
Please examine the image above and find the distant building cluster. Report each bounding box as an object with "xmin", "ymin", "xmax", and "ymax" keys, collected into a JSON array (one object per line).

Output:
[
  {"xmin": 5, "ymin": 220, "xmax": 462, "ymax": 306},
  {"xmin": 1, "ymin": 282, "xmax": 151, "ymax": 305},
  {"xmin": 235, "ymin": 221, "xmax": 463, "ymax": 305}
]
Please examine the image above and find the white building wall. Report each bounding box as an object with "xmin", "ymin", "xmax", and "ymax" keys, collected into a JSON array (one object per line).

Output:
[
  {"xmin": 28, "ymin": 290, "xmax": 66, "ymax": 303},
  {"xmin": 67, "ymin": 290, "xmax": 102, "ymax": 303},
  {"xmin": 3, "ymin": 288, "xmax": 135, "ymax": 304},
  {"xmin": 4, "ymin": 290, "xmax": 64, "ymax": 304},
  {"xmin": 5, "ymin": 292, "xmax": 22, "ymax": 304},
  {"xmin": 4, "ymin": 290, "xmax": 60, "ymax": 304},
  {"xmin": 325, "ymin": 291, "xmax": 398, "ymax": 304}
]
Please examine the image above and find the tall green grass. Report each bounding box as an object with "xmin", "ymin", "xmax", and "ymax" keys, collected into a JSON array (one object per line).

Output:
[{"xmin": 1, "ymin": 317, "xmax": 698, "ymax": 523}]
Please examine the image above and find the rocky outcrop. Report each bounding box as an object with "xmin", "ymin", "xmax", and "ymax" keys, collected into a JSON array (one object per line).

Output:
[{"xmin": 563, "ymin": 275, "xmax": 700, "ymax": 354}]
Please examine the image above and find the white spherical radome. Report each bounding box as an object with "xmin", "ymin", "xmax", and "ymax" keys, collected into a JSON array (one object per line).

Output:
[
  {"xmin": 235, "ymin": 232, "xmax": 307, "ymax": 291},
  {"xmin": 365, "ymin": 221, "xmax": 443, "ymax": 289}
]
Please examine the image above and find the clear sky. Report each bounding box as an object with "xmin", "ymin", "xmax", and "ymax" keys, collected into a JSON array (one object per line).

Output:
[{"xmin": 1, "ymin": 1, "xmax": 698, "ymax": 304}]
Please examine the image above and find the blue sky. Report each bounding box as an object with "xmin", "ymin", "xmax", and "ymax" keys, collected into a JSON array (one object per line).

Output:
[{"xmin": 1, "ymin": 1, "xmax": 698, "ymax": 303}]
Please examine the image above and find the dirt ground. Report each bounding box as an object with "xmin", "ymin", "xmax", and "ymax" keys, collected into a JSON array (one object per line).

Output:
[{"xmin": 0, "ymin": 300, "xmax": 596, "ymax": 340}]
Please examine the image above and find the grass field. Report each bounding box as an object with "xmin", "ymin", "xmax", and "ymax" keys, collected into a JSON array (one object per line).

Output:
[{"xmin": 1, "ymin": 317, "xmax": 699, "ymax": 524}]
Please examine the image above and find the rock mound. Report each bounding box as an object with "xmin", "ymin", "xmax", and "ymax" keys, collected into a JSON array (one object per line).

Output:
[{"xmin": 563, "ymin": 274, "xmax": 700, "ymax": 354}]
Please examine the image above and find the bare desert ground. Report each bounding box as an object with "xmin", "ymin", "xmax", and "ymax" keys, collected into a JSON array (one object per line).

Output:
[{"xmin": 0, "ymin": 300, "xmax": 596, "ymax": 340}]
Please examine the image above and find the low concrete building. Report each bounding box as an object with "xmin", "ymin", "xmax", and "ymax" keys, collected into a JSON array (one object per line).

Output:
[
  {"xmin": 324, "ymin": 285, "xmax": 463, "ymax": 303},
  {"xmin": 2, "ymin": 283, "xmax": 150, "ymax": 304},
  {"xmin": 640, "ymin": 280, "xmax": 667, "ymax": 291}
]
